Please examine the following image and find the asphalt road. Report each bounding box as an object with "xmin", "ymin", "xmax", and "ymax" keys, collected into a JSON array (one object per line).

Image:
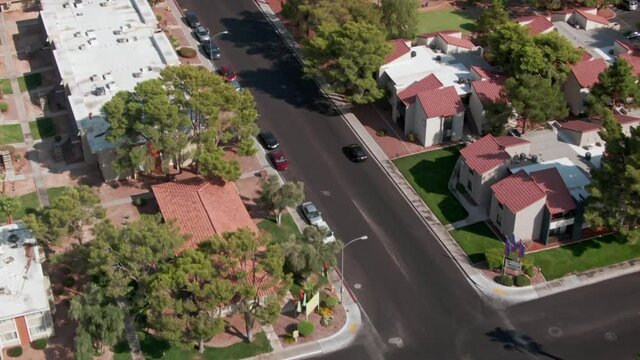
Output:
[{"xmin": 177, "ymin": 1, "xmax": 640, "ymax": 358}]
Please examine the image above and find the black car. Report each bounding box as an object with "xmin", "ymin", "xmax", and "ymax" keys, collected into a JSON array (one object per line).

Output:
[
  {"xmin": 258, "ymin": 131, "xmax": 279, "ymax": 150},
  {"xmin": 185, "ymin": 11, "xmax": 200, "ymax": 28},
  {"xmin": 343, "ymin": 144, "xmax": 367, "ymax": 162},
  {"xmin": 202, "ymin": 41, "xmax": 221, "ymax": 60}
]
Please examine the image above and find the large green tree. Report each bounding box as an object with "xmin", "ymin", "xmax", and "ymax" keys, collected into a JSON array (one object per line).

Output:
[
  {"xmin": 205, "ymin": 228, "xmax": 291, "ymax": 342},
  {"xmin": 280, "ymin": 226, "xmax": 342, "ymax": 279},
  {"xmin": 0, "ymin": 194, "xmax": 20, "ymax": 224},
  {"xmin": 148, "ymin": 249, "xmax": 234, "ymax": 353},
  {"xmin": 475, "ymin": 0, "xmax": 511, "ymax": 43},
  {"xmin": 589, "ymin": 59, "xmax": 640, "ymax": 111},
  {"xmin": 259, "ymin": 175, "xmax": 305, "ymax": 225},
  {"xmin": 582, "ymin": 0, "xmax": 620, "ymax": 9},
  {"xmin": 505, "ymin": 75, "xmax": 568, "ymax": 132},
  {"xmin": 70, "ymin": 285, "xmax": 124, "ymax": 358},
  {"xmin": 586, "ymin": 109, "xmax": 640, "ymax": 241},
  {"xmin": 87, "ymin": 215, "xmax": 185, "ymax": 301},
  {"xmin": 282, "ymin": 0, "xmax": 381, "ymax": 38},
  {"xmin": 25, "ymin": 186, "xmax": 104, "ymax": 245},
  {"xmin": 303, "ymin": 21, "xmax": 391, "ymax": 104},
  {"xmin": 381, "ymin": 0, "xmax": 419, "ymax": 39},
  {"xmin": 482, "ymin": 101, "xmax": 512, "ymax": 136}
]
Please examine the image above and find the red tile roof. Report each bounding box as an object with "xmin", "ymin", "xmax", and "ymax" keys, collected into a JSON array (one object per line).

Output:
[
  {"xmin": 385, "ymin": 39, "xmax": 411, "ymax": 64},
  {"xmin": 471, "ymin": 79, "xmax": 504, "ymax": 104},
  {"xmin": 470, "ymin": 65, "xmax": 492, "ymax": 80},
  {"xmin": 619, "ymin": 53, "xmax": 640, "ymax": 76},
  {"xmin": 561, "ymin": 120, "xmax": 602, "ymax": 133},
  {"xmin": 523, "ymin": 16, "xmax": 554, "ymax": 35},
  {"xmin": 492, "ymin": 171, "xmax": 546, "ymax": 213},
  {"xmin": 438, "ymin": 33, "xmax": 476, "ymax": 49},
  {"xmin": 614, "ymin": 113, "xmax": 640, "ymax": 125},
  {"xmin": 397, "ymin": 74, "xmax": 443, "ymax": 105},
  {"xmin": 576, "ymin": 9, "xmax": 609, "ymax": 25},
  {"xmin": 579, "ymin": 49, "xmax": 593, "ymax": 61},
  {"xmin": 570, "ymin": 58, "xmax": 607, "ymax": 88},
  {"xmin": 616, "ymin": 40, "xmax": 633, "ymax": 53},
  {"xmin": 416, "ymin": 86, "xmax": 464, "ymax": 118},
  {"xmin": 460, "ymin": 134, "xmax": 530, "ymax": 174},
  {"xmin": 529, "ymin": 168, "xmax": 576, "ymax": 215},
  {"xmin": 152, "ymin": 176, "xmax": 258, "ymax": 252},
  {"xmin": 416, "ymin": 30, "xmax": 460, "ymax": 39}
]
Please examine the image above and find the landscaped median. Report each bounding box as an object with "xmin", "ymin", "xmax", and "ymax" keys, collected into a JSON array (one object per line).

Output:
[
  {"xmin": 393, "ymin": 146, "xmax": 467, "ymax": 224},
  {"xmin": 449, "ymin": 222, "xmax": 640, "ymax": 281}
]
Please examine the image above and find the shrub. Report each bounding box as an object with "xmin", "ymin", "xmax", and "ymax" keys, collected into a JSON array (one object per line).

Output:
[
  {"xmin": 63, "ymin": 276, "xmax": 75, "ymax": 287},
  {"xmin": 407, "ymin": 132, "xmax": 417, "ymax": 143},
  {"xmin": 169, "ymin": 35, "xmax": 179, "ymax": 49},
  {"xmin": 514, "ymin": 275, "xmax": 531, "ymax": 287},
  {"xmin": 484, "ymin": 248, "xmax": 504, "ymax": 270},
  {"xmin": 375, "ymin": 129, "xmax": 387, "ymax": 137},
  {"xmin": 324, "ymin": 296, "xmax": 337, "ymax": 309},
  {"xmin": 494, "ymin": 274, "xmax": 513, "ymax": 287},
  {"xmin": 297, "ymin": 320, "xmax": 314, "ymax": 337},
  {"xmin": 31, "ymin": 338, "xmax": 48, "ymax": 350},
  {"xmin": 7, "ymin": 346, "xmax": 23, "ymax": 357},
  {"xmin": 178, "ymin": 47, "xmax": 197, "ymax": 58},
  {"xmin": 155, "ymin": 14, "xmax": 162, "ymax": 21},
  {"xmin": 525, "ymin": 266, "xmax": 536, "ymax": 277},
  {"xmin": 132, "ymin": 197, "xmax": 146, "ymax": 206},
  {"xmin": 522, "ymin": 257, "xmax": 535, "ymax": 276},
  {"xmin": 0, "ymin": 101, "xmax": 8, "ymax": 112}
]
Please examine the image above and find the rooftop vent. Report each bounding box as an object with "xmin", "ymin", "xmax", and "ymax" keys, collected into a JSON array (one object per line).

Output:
[
  {"xmin": 73, "ymin": 31, "xmax": 83, "ymax": 38},
  {"xmin": 457, "ymin": 77, "xmax": 466, "ymax": 84},
  {"xmin": 90, "ymin": 74, "xmax": 100, "ymax": 81},
  {"xmin": 132, "ymin": 72, "xmax": 142, "ymax": 78},
  {"xmin": 410, "ymin": 51, "xmax": 417, "ymax": 58},
  {"xmin": 120, "ymin": 24, "xmax": 132, "ymax": 31},
  {"xmin": 113, "ymin": 29, "xmax": 123, "ymax": 35},
  {"xmin": 99, "ymin": 1, "xmax": 108, "ymax": 6},
  {"xmin": 434, "ymin": 55, "xmax": 442, "ymax": 62},
  {"xmin": 3, "ymin": 256, "xmax": 14, "ymax": 264},
  {"xmin": 94, "ymin": 86, "xmax": 106, "ymax": 96},
  {"xmin": 76, "ymin": 12, "xmax": 83, "ymax": 16},
  {"xmin": 85, "ymin": 30, "xmax": 95, "ymax": 37},
  {"xmin": 62, "ymin": 1, "xmax": 70, "ymax": 7},
  {"xmin": 116, "ymin": 38, "xmax": 129, "ymax": 43},
  {"xmin": 79, "ymin": 44, "xmax": 87, "ymax": 50},
  {"xmin": 74, "ymin": 0, "xmax": 82, "ymax": 8},
  {"xmin": 88, "ymin": 38, "xmax": 98, "ymax": 46}
]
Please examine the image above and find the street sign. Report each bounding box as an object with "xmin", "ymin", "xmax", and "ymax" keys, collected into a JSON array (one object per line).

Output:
[
  {"xmin": 306, "ymin": 292, "xmax": 320, "ymax": 317},
  {"xmin": 505, "ymin": 258, "xmax": 522, "ymax": 271}
]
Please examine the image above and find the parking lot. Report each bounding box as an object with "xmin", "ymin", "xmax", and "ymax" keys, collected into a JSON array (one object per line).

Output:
[{"xmin": 613, "ymin": 6, "xmax": 640, "ymax": 32}]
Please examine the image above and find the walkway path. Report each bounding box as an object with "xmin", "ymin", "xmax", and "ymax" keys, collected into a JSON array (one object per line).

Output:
[{"xmin": 0, "ymin": 13, "xmax": 50, "ymax": 206}]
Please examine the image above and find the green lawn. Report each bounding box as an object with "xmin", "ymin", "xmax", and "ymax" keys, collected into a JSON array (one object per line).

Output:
[
  {"xmin": 393, "ymin": 146, "xmax": 467, "ymax": 224},
  {"xmin": 0, "ymin": 124, "xmax": 24, "ymax": 145},
  {"xmin": 29, "ymin": 117, "xmax": 56, "ymax": 140},
  {"xmin": 138, "ymin": 331, "xmax": 271, "ymax": 360},
  {"xmin": 258, "ymin": 212, "xmax": 300, "ymax": 244},
  {"xmin": 18, "ymin": 73, "xmax": 42, "ymax": 92},
  {"xmin": 416, "ymin": 9, "xmax": 477, "ymax": 34},
  {"xmin": 529, "ymin": 234, "xmax": 640, "ymax": 280},
  {"xmin": 450, "ymin": 221, "xmax": 503, "ymax": 263},
  {"xmin": 0, "ymin": 78, "xmax": 12, "ymax": 94},
  {"xmin": 47, "ymin": 186, "xmax": 68, "ymax": 202},
  {"xmin": 11, "ymin": 192, "xmax": 40, "ymax": 221}
]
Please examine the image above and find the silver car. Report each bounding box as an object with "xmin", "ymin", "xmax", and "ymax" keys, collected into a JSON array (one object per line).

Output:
[
  {"xmin": 301, "ymin": 201, "xmax": 323, "ymax": 226},
  {"xmin": 195, "ymin": 26, "xmax": 210, "ymax": 43}
]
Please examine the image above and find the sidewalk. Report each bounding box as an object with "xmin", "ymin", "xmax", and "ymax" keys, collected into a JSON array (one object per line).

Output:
[{"xmin": 250, "ymin": 0, "xmax": 640, "ymax": 308}]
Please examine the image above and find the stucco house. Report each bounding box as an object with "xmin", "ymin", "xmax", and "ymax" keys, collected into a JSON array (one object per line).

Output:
[
  {"xmin": 489, "ymin": 167, "xmax": 580, "ymax": 244},
  {"xmin": 615, "ymin": 113, "xmax": 640, "ymax": 136},
  {"xmin": 453, "ymin": 134, "xmax": 530, "ymax": 207},
  {"xmin": 415, "ymin": 31, "xmax": 480, "ymax": 54},
  {"xmin": 551, "ymin": 8, "xmax": 610, "ymax": 30},
  {"xmin": 515, "ymin": 15, "xmax": 555, "ymax": 35},
  {"xmin": 563, "ymin": 58, "xmax": 607, "ymax": 115},
  {"xmin": 468, "ymin": 68, "xmax": 507, "ymax": 134},
  {"xmin": 404, "ymin": 86, "xmax": 465, "ymax": 147},
  {"xmin": 559, "ymin": 120, "xmax": 603, "ymax": 147}
]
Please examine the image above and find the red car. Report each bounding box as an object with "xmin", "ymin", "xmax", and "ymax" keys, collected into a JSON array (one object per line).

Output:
[
  {"xmin": 218, "ymin": 65, "xmax": 237, "ymax": 82},
  {"xmin": 269, "ymin": 150, "xmax": 288, "ymax": 171}
]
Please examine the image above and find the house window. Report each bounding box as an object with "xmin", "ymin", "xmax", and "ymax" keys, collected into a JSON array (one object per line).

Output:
[
  {"xmin": 26, "ymin": 312, "xmax": 51, "ymax": 337},
  {"xmin": 0, "ymin": 319, "xmax": 18, "ymax": 343},
  {"xmin": 498, "ymin": 202, "xmax": 504, "ymax": 210},
  {"xmin": 496, "ymin": 212, "xmax": 502, "ymax": 226},
  {"xmin": 467, "ymin": 180, "xmax": 472, "ymax": 191},
  {"xmin": 468, "ymin": 167, "xmax": 474, "ymax": 175}
]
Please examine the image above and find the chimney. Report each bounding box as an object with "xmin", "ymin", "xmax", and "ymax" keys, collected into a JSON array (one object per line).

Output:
[{"xmin": 411, "ymin": 51, "xmax": 417, "ymax": 58}]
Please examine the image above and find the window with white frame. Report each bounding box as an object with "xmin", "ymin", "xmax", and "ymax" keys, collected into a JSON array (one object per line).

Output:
[
  {"xmin": 26, "ymin": 312, "xmax": 51, "ymax": 338},
  {"xmin": 0, "ymin": 318, "xmax": 18, "ymax": 343}
]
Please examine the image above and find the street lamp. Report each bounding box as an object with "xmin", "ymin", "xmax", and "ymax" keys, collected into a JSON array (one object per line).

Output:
[
  {"xmin": 207, "ymin": 29, "xmax": 229, "ymax": 63},
  {"xmin": 340, "ymin": 235, "xmax": 368, "ymax": 302}
]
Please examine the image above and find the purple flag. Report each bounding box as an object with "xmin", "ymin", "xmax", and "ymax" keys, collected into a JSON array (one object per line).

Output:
[{"xmin": 517, "ymin": 240, "xmax": 526, "ymax": 258}]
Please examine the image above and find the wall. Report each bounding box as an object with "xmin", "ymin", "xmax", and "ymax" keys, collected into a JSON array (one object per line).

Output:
[
  {"xmin": 97, "ymin": 148, "xmax": 121, "ymax": 181},
  {"xmin": 469, "ymin": 90, "xmax": 485, "ymax": 133},
  {"xmin": 560, "ymin": 129, "xmax": 602, "ymax": 147},
  {"xmin": 420, "ymin": 112, "xmax": 463, "ymax": 147},
  {"xmin": 490, "ymin": 195, "xmax": 546, "ymax": 241},
  {"xmin": 564, "ymin": 73, "xmax": 588, "ymax": 115},
  {"xmin": 622, "ymin": 122, "xmax": 640, "ymax": 136},
  {"xmin": 504, "ymin": 142, "xmax": 531, "ymax": 158}
]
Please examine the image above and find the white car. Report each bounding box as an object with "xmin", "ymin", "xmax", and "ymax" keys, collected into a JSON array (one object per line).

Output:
[
  {"xmin": 301, "ymin": 201, "xmax": 323, "ymax": 226},
  {"xmin": 316, "ymin": 221, "xmax": 335, "ymax": 243}
]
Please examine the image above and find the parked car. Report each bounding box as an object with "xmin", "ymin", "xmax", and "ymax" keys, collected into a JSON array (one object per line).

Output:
[
  {"xmin": 195, "ymin": 26, "xmax": 210, "ymax": 42},
  {"xmin": 218, "ymin": 65, "xmax": 237, "ymax": 82},
  {"xmin": 316, "ymin": 221, "xmax": 336, "ymax": 243},
  {"xmin": 258, "ymin": 131, "xmax": 279, "ymax": 150},
  {"xmin": 229, "ymin": 79, "xmax": 241, "ymax": 91},
  {"xmin": 627, "ymin": 31, "xmax": 640, "ymax": 40},
  {"xmin": 268, "ymin": 150, "xmax": 288, "ymax": 171},
  {"xmin": 185, "ymin": 11, "xmax": 200, "ymax": 28},
  {"xmin": 301, "ymin": 202, "xmax": 323, "ymax": 226},
  {"xmin": 202, "ymin": 41, "xmax": 221, "ymax": 59},
  {"xmin": 343, "ymin": 144, "xmax": 368, "ymax": 162}
]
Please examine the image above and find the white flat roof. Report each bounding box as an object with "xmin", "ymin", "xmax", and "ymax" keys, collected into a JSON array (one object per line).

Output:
[
  {"xmin": 40, "ymin": 0, "xmax": 180, "ymax": 153},
  {"xmin": 0, "ymin": 223, "xmax": 50, "ymax": 321},
  {"xmin": 381, "ymin": 46, "xmax": 473, "ymax": 95}
]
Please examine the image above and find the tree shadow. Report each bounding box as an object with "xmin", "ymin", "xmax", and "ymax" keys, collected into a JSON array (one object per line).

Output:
[{"xmin": 486, "ymin": 327, "xmax": 564, "ymax": 360}]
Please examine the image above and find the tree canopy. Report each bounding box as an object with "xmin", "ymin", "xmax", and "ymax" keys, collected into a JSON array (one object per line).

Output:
[
  {"xmin": 259, "ymin": 175, "xmax": 305, "ymax": 225},
  {"xmin": 303, "ymin": 21, "xmax": 391, "ymax": 104},
  {"xmin": 505, "ymin": 75, "xmax": 568, "ymax": 132},
  {"xmin": 475, "ymin": 0, "xmax": 511, "ymax": 43},
  {"xmin": 0, "ymin": 194, "xmax": 20, "ymax": 224},
  {"xmin": 482, "ymin": 101, "xmax": 512, "ymax": 136},
  {"xmin": 280, "ymin": 226, "xmax": 342, "ymax": 279},
  {"xmin": 586, "ymin": 109, "xmax": 640, "ymax": 241},
  {"xmin": 588, "ymin": 59, "xmax": 640, "ymax": 112},
  {"xmin": 25, "ymin": 186, "xmax": 104, "ymax": 245},
  {"xmin": 102, "ymin": 65, "xmax": 259, "ymax": 180},
  {"xmin": 381, "ymin": 0, "xmax": 420, "ymax": 39},
  {"xmin": 282, "ymin": 0, "xmax": 381, "ymax": 38}
]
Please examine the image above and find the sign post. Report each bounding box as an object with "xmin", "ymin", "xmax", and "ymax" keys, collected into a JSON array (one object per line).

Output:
[{"xmin": 305, "ymin": 292, "xmax": 320, "ymax": 319}]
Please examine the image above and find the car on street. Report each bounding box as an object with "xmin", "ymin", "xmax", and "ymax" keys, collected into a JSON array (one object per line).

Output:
[
  {"xmin": 268, "ymin": 150, "xmax": 288, "ymax": 171},
  {"xmin": 194, "ymin": 26, "xmax": 210, "ymax": 42},
  {"xmin": 258, "ymin": 131, "xmax": 279, "ymax": 150},
  {"xmin": 343, "ymin": 144, "xmax": 368, "ymax": 162},
  {"xmin": 628, "ymin": 31, "xmax": 640, "ymax": 40},
  {"xmin": 202, "ymin": 41, "xmax": 221, "ymax": 59},
  {"xmin": 218, "ymin": 65, "xmax": 237, "ymax": 82},
  {"xmin": 316, "ymin": 221, "xmax": 336, "ymax": 243},
  {"xmin": 185, "ymin": 11, "xmax": 200, "ymax": 28},
  {"xmin": 301, "ymin": 201, "xmax": 323, "ymax": 226},
  {"xmin": 229, "ymin": 79, "xmax": 241, "ymax": 91}
]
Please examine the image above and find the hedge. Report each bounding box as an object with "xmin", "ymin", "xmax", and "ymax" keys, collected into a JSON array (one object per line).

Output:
[
  {"xmin": 7, "ymin": 346, "xmax": 23, "ymax": 357},
  {"xmin": 494, "ymin": 274, "xmax": 513, "ymax": 287},
  {"xmin": 31, "ymin": 338, "xmax": 48, "ymax": 350},
  {"xmin": 324, "ymin": 296, "xmax": 338, "ymax": 309},
  {"xmin": 514, "ymin": 275, "xmax": 531, "ymax": 287},
  {"xmin": 0, "ymin": 101, "xmax": 8, "ymax": 112},
  {"xmin": 297, "ymin": 320, "xmax": 314, "ymax": 337},
  {"xmin": 484, "ymin": 248, "xmax": 504, "ymax": 270},
  {"xmin": 178, "ymin": 47, "xmax": 197, "ymax": 58}
]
